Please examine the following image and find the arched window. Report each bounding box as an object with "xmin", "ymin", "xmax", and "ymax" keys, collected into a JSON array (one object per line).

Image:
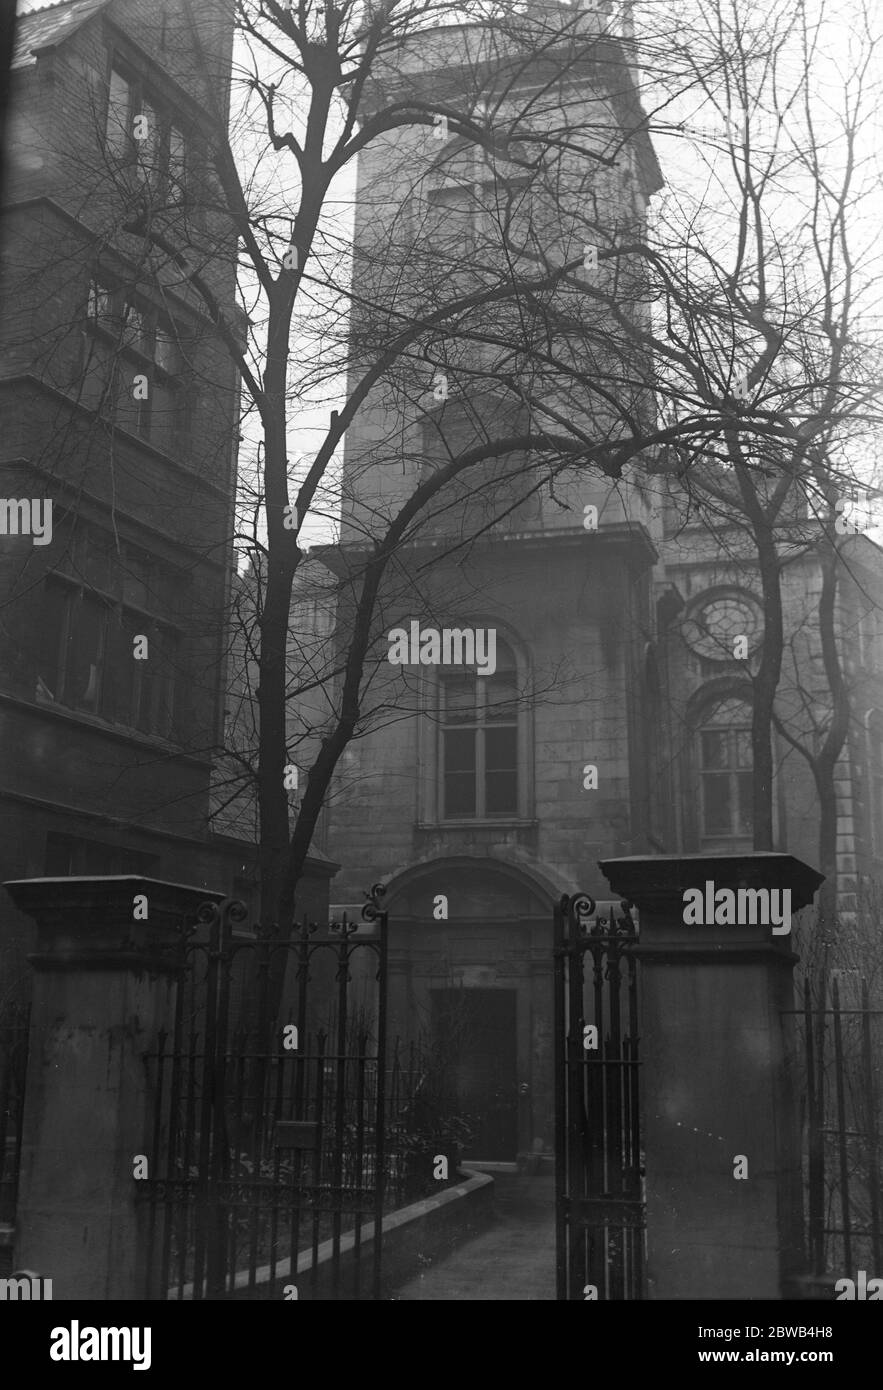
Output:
[
  {"xmin": 697, "ymin": 697, "xmax": 753, "ymax": 840},
  {"xmin": 438, "ymin": 639, "xmax": 519, "ymax": 820}
]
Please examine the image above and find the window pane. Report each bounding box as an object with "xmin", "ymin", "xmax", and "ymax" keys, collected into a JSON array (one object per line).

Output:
[
  {"xmin": 443, "ymin": 727, "xmax": 476, "ymax": 817},
  {"xmin": 485, "ymin": 671, "xmax": 518, "ymax": 722},
  {"xmin": 701, "ymin": 772, "xmax": 732, "ymax": 834},
  {"xmin": 485, "ymin": 727, "xmax": 517, "ymax": 813},
  {"xmin": 427, "ymin": 186, "xmax": 478, "ymax": 250},
  {"xmin": 135, "ymin": 621, "xmax": 176, "ymax": 735},
  {"xmin": 485, "ymin": 725, "xmax": 517, "ymax": 772},
  {"xmin": 733, "ymin": 730, "xmax": 752, "ymax": 767},
  {"xmin": 113, "ymin": 357, "xmax": 147, "ymax": 436},
  {"xmin": 122, "ymin": 304, "xmax": 149, "ymax": 354},
  {"xmin": 704, "ymin": 697, "xmax": 751, "ymax": 726},
  {"xmin": 444, "ymin": 773, "xmax": 475, "ymax": 817},
  {"xmin": 69, "ymin": 596, "xmax": 105, "ymax": 711},
  {"xmin": 79, "ymin": 337, "xmax": 115, "ymax": 413},
  {"xmin": 80, "ymin": 529, "xmax": 116, "ymax": 591},
  {"xmin": 104, "ymin": 611, "xmax": 142, "ymax": 722},
  {"xmin": 88, "ymin": 280, "xmax": 115, "ymax": 326},
  {"xmin": 101, "ymin": 610, "xmax": 137, "ymax": 724},
  {"xmin": 736, "ymin": 771, "xmax": 753, "ymax": 834},
  {"xmin": 149, "ymin": 379, "xmax": 177, "ymax": 451},
  {"xmin": 136, "ymin": 100, "xmax": 160, "ymax": 183},
  {"xmin": 80, "ymin": 842, "xmax": 115, "ymax": 875},
  {"xmin": 154, "ymin": 327, "xmax": 182, "ymax": 375},
  {"xmin": 168, "ymin": 126, "xmax": 186, "ymax": 204},
  {"xmin": 44, "ymin": 832, "xmax": 77, "ymax": 876},
  {"xmin": 37, "ymin": 580, "xmax": 67, "ymax": 701},
  {"xmin": 442, "ymin": 675, "xmax": 477, "ymax": 723},
  {"xmin": 106, "ymin": 69, "xmax": 130, "ymax": 153},
  {"xmin": 136, "ymin": 645, "xmax": 154, "ymax": 732},
  {"xmin": 122, "ymin": 548, "xmax": 151, "ymax": 609},
  {"xmin": 486, "ymin": 771, "xmax": 517, "ymax": 814},
  {"xmin": 152, "ymin": 630, "xmax": 177, "ymax": 738},
  {"xmin": 443, "ymin": 727, "xmax": 476, "ymax": 773},
  {"xmin": 700, "ymin": 730, "xmax": 728, "ymax": 770}
]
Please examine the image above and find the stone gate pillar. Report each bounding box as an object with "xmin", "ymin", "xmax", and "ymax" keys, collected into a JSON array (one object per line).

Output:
[
  {"xmin": 599, "ymin": 853, "xmax": 823, "ymax": 1301},
  {"xmin": 4, "ymin": 875, "xmax": 223, "ymax": 1300}
]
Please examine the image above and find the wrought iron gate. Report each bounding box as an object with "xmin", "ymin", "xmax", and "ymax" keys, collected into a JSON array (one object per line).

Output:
[
  {"xmin": 553, "ymin": 892, "xmax": 644, "ymax": 1300},
  {"xmin": 141, "ymin": 885, "xmax": 388, "ymax": 1300}
]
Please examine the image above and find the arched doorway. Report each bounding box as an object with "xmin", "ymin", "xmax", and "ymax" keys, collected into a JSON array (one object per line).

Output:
[{"xmin": 384, "ymin": 856, "xmax": 558, "ymax": 1163}]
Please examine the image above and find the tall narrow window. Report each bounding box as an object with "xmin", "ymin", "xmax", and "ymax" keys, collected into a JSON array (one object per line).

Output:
[
  {"xmin": 697, "ymin": 697, "xmax": 753, "ymax": 839},
  {"xmin": 135, "ymin": 99, "xmax": 160, "ymax": 186},
  {"xmin": 87, "ymin": 279, "xmax": 115, "ymax": 326},
  {"xmin": 103, "ymin": 61, "xmax": 193, "ymax": 216},
  {"xmin": 439, "ymin": 640, "xmax": 519, "ymax": 819},
  {"xmin": 82, "ymin": 282, "xmax": 189, "ymax": 452},
  {"xmin": 105, "ymin": 68, "xmax": 131, "ymax": 154},
  {"xmin": 168, "ymin": 125, "xmax": 187, "ymax": 205},
  {"xmin": 35, "ymin": 526, "xmax": 185, "ymax": 740},
  {"xmin": 426, "ymin": 184, "xmax": 482, "ymax": 254}
]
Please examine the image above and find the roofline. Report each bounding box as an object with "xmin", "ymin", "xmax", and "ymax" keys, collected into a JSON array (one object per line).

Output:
[{"xmin": 12, "ymin": 0, "xmax": 111, "ymax": 71}]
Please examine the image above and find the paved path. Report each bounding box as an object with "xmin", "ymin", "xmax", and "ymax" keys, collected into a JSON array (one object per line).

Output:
[{"xmin": 390, "ymin": 1173, "xmax": 556, "ymax": 1301}]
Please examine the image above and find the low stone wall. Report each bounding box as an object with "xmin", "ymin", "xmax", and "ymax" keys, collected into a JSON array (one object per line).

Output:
[{"xmin": 176, "ymin": 1170, "xmax": 496, "ymax": 1301}]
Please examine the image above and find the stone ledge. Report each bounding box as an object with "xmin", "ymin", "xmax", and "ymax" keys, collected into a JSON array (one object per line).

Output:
[{"xmin": 175, "ymin": 1170, "xmax": 496, "ymax": 1301}]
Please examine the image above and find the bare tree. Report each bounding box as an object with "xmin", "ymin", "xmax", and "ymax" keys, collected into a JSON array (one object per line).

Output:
[
  {"xmin": 173, "ymin": 0, "xmax": 719, "ymax": 946},
  {"xmin": 633, "ymin": 0, "xmax": 883, "ymax": 898},
  {"xmin": 8, "ymin": 0, "xmax": 880, "ymax": 995}
]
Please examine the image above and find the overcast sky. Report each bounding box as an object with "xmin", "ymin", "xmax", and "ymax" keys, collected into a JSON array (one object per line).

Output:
[{"xmin": 14, "ymin": 0, "xmax": 883, "ymax": 550}]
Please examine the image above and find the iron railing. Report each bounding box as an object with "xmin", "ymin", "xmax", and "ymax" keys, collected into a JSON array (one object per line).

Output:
[
  {"xmin": 141, "ymin": 888, "xmax": 470, "ymax": 1300},
  {"xmin": 785, "ymin": 977, "xmax": 882, "ymax": 1285},
  {"xmin": 554, "ymin": 893, "xmax": 644, "ymax": 1300},
  {"xmin": 0, "ymin": 1005, "xmax": 28, "ymax": 1255}
]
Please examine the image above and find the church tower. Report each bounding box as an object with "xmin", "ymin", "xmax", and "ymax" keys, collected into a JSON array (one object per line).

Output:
[{"xmin": 324, "ymin": 1, "xmax": 663, "ymax": 1163}]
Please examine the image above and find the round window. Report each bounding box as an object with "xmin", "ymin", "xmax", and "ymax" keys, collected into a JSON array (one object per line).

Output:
[{"xmin": 683, "ymin": 592, "xmax": 764, "ymax": 660}]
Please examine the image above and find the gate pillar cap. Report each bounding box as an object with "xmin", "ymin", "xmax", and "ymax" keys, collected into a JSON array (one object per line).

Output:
[
  {"xmin": 3, "ymin": 876, "xmax": 226, "ymax": 968},
  {"xmin": 598, "ymin": 853, "xmax": 824, "ymax": 918}
]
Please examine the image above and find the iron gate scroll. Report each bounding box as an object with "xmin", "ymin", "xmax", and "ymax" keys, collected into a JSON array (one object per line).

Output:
[
  {"xmin": 554, "ymin": 892, "xmax": 645, "ymax": 1300},
  {"xmin": 141, "ymin": 885, "xmax": 389, "ymax": 1300}
]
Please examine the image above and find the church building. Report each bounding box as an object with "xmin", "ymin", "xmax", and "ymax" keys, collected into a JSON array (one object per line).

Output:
[{"xmin": 315, "ymin": 2, "xmax": 883, "ymax": 1165}]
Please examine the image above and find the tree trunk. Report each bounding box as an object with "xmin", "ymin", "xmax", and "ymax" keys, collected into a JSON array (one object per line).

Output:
[{"xmin": 751, "ymin": 522, "xmax": 784, "ymax": 850}]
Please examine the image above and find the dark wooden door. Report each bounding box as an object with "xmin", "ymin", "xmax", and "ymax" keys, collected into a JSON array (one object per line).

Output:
[{"xmin": 431, "ymin": 988, "xmax": 518, "ymax": 1160}]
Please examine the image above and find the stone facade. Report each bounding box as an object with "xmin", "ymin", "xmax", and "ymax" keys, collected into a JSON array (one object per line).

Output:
[
  {"xmin": 314, "ymin": 5, "xmax": 883, "ymax": 1161},
  {"xmin": 0, "ymin": 0, "xmax": 255, "ymax": 989}
]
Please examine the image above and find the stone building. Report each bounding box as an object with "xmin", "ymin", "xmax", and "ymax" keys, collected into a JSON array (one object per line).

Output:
[
  {"xmin": 314, "ymin": 2, "xmax": 883, "ymax": 1164},
  {"xmin": 0, "ymin": 0, "xmax": 254, "ymax": 992}
]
